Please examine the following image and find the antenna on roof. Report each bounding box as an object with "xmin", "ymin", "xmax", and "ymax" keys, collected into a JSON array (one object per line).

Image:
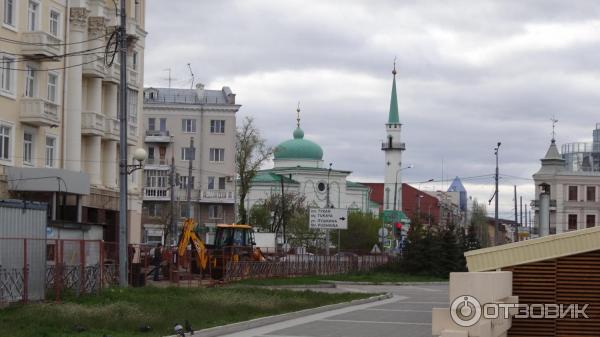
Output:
[
  {"xmin": 187, "ymin": 63, "xmax": 195, "ymax": 89},
  {"xmin": 163, "ymin": 68, "xmax": 173, "ymax": 89}
]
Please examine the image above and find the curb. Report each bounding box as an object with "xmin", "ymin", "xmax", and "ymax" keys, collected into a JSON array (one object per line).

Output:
[
  {"xmin": 163, "ymin": 293, "xmax": 392, "ymax": 337},
  {"xmin": 323, "ymin": 281, "xmax": 449, "ymax": 286},
  {"xmin": 232, "ymin": 283, "xmax": 336, "ymax": 289}
]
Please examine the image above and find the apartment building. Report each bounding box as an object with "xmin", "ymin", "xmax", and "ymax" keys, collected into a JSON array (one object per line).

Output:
[
  {"xmin": 0, "ymin": 0, "xmax": 147, "ymax": 243},
  {"xmin": 533, "ymin": 124, "xmax": 600, "ymax": 236},
  {"xmin": 142, "ymin": 84, "xmax": 239, "ymax": 244}
]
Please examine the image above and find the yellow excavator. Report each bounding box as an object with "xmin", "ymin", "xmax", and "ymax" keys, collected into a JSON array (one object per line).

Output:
[{"xmin": 176, "ymin": 218, "xmax": 265, "ymax": 279}]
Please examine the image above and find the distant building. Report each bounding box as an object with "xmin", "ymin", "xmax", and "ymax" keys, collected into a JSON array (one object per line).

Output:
[
  {"xmin": 142, "ymin": 85, "xmax": 239, "ymax": 243},
  {"xmin": 533, "ymin": 125, "xmax": 600, "ymax": 236}
]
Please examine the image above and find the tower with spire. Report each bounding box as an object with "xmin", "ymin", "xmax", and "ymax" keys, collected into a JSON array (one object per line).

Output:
[{"xmin": 382, "ymin": 62, "xmax": 406, "ymax": 211}]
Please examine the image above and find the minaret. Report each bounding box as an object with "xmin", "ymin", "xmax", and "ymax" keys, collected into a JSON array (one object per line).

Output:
[{"xmin": 382, "ymin": 62, "xmax": 406, "ymax": 212}]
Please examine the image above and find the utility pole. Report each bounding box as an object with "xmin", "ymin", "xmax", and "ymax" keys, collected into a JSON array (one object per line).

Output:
[
  {"xmin": 280, "ymin": 174, "xmax": 285, "ymax": 245},
  {"xmin": 494, "ymin": 142, "xmax": 501, "ymax": 245},
  {"xmin": 170, "ymin": 151, "xmax": 176, "ymax": 245},
  {"xmin": 117, "ymin": 0, "xmax": 129, "ymax": 288},
  {"xmin": 514, "ymin": 185, "xmax": 518, "ymax": 242},
  {"xmin": 520, "ymin": 196, "xmax": 523, "ymax": 228},
  {"xmin": 326, "ymin": 163, "xmax": 332, "ymax": 255},
  {"xmin": 187, "ymin": 137, "xmax": 194, "ymax": 219}
]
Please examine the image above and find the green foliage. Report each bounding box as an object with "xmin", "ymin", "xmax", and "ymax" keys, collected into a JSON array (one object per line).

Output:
[
  {"xmin": 0, "ymin": 287, "xmax": 369, "ymax": 337},
  {"xmin": 332, "ymin": 211, "xmax": 382, "ymax": 252},
  {"xmin": 470, "ymin": 199, "xmax": 489, "ymax": 247}
]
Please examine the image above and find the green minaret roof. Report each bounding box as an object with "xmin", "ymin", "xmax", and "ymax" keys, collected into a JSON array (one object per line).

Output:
[{"xmin": 388, "ymin": 66, "xmax": 400, "ymax": 124}]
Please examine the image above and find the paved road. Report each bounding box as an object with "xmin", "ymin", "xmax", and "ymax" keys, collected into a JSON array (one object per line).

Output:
[{"xmin": 220, "ymin": 284, "xmax": 448, "ymax": 337}]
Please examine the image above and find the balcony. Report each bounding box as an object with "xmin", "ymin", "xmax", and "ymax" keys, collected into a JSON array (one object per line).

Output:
[
  {"xmin": 532, "ymin": 199, "xmax": 557, "ymax": 208},
  {"xmin": 104, "ymin": 62, "xmax": 120, "ymax": 84},
  {"xmin": 144, "ymin": 158, "xmax": 170, "ymax": 169},
  {"xmin": 127, "ymin": 123, "xmax": 138, "ymax": 145},
  {"xmin": 200, "ymin": 190, "xmax": 235, "ymax": 204},
  {"xmin": 144, "ymin": 187, "xmax": 170, "ymax": 201},
  {"xmin": 20, "ymin": 98, "xmax": 59, "ymax": 127},
  {"xmin": 21, "ymin": 32, "xmax": 62, "ymax": 59},
  {"xmin": 82, "ymin": 111, "xmax": 105, "ymax": 136},
  {"xmin": 145, "ymin": 130, "xmax": 171, "ymax": 143},
  {"xmin": 381, "ymin": 141, "xmax": 406, "ymax": 151},
  {"xmin": 128, "ymin": 69, "xmax": 139, "ymax": 89},
  {"xmin": 103, "ymin": 117, "xmax": 120, "ymax": 141},
  {"xmin": 82, "ymin": 54, "xmax": 106, "ymax": 78}
]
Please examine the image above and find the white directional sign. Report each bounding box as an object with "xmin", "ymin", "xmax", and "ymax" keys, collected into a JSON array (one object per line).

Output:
[{"xmin": 309, "ymin": 208, "xmax": 348, "ymax": 229}]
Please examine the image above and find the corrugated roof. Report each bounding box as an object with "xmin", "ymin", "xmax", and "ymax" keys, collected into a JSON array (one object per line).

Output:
[
  {"xmin": 346, "ymin": 181, "xmax": 368, "ymax": 189},
  {"xmin": 251, "ymin": 172, "xmax": 300, "ymax": 184},
  {"xmin": 144, "ymin": 87, "xmax": 232, "ymax": 105},
  {"xmin": 465, "ymin": 226, "xmax": 600, "ymax": 272}
]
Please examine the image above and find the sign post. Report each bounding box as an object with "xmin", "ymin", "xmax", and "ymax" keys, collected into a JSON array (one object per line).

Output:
[{"xmin": 309, "ymin": 208, "xmax": 348, "ymax": 254}]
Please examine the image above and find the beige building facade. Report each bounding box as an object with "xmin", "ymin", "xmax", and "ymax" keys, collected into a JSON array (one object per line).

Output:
[
  {"xmin": 0, "ymin": 0, "xmax": 147, "ymax": 243},
  {"xmin": 142, "ymin": 85, "xmax": 239, "ymax": 244}
]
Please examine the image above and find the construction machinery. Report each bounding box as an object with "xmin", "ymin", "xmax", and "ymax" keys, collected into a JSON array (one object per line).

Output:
[{"xmin": 176, "ymin": 219, "xmax": 265, "ymax": 280}]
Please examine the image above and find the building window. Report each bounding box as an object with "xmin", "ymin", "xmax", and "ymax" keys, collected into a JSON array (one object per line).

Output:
[
  {"xmin": 182, "ymin": 119, "xmax": 196, "ymax": 133},
  {"xmin": 127, "ymin": 89, "xmax": 138, "ymax": 124},
  {"xmin": 144, "ymin": 170, "xmax": 167, "ymax": 188},
  {"xmin": 586, "ymin": 214, "xmax": 595, "ymax": 228},
  {"xmin": 587, "ymin": 186, "xmax": 596, "ymax": 202},
  {"xmin": 146, "ymin": 203, "xmax": 162, "ymax": 217},
  {"xmin": 23, "ymin": 132, "xmax": 33, "ymax": 165},
  {"xmin": 209, "ymin": 148, "xmax": 224, "ymax": 162},
  {"xmin": 179, "ymin": 176, "xmax": 194, "ymax": 190},
  {"xmin": 181, "ymin": 146, "xmax": 195, "ymax": 161},
  {"xmin": 0, "ymin": 124, "xmax": 11, "ymax": 161},
  {"xmin": 0, "ymin": 55, "xmax": 15, "ymax": 95},
  {"xmin": 27, "ymin": 1, "xmax": 39, "ymax": 31},
  {"xmin": 47, "ymin": 73, "xmax": 57, "ymax": 102},
  {"xmin": 210, "ymin": 120, "xmax": 225, "ymax": 134},
  {"xmin": 148, "ymin": 118, "xmax": 155, "ymax": 131},
  {"xmin": 218, "ymin": 177, "xmax": 226, "ymax": 190},
  {"xmin": 159, "ymin": 118, "xmax": 166, "ymax": 131},
  {"xmin": 208, "ymin": 205, "xmax": 223, "ymax": 219},
  {"xmin": 25, "ymin": 65, "xmax": 36, "ymax": 97},
  {"xmin": 132, "ymin": 51, "xmax": 138, "ymax": 70},
  {"xmin": 568, "ymin": 186, "xmax": 578, "ymax": 201},
  {"xmin": 207, "ymin": 176, "xmax": 215, "ymax": 190},
  {"xmin": 147, "ymin": 146, "xmax": 155, "ymax": 160},
  {"xmin": 49, "ymin": 10, "xmax": 60, "ymax": 37},
  {"xmin": 180, "ymin": 205, "xmax": 191, "ymax": 219},
  {"xmin": 3, "ymin": 0, "xmax": 16, "ymax": 27},
  {"xmin": 568, "ymin": 214, "xmax": 578, "ymax": 231},
  {"xmin": 45, "ymin": 136, "xmax": 55, "ymax": 167}
]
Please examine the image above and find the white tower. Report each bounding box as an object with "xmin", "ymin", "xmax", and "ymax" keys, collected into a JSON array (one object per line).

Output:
[{"xmin": 382, "ymin": 64, "xmax": 405, "ymax": 211}]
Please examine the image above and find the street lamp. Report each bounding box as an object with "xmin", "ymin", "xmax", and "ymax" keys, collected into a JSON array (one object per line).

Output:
[
  {"xmin": 494, "ymin": 142, "xmax": 501, "ymax": 245},
  {"xmin": 393, "ymin": 164, "xmax": 413, "ymax": 211},
  {"xmin": 118, "ymin": 147, "xmax": 147, "ymax": 287},
  {"xmin": 326, "ymin": 163, "xmax": 332, "ymax": 255}
]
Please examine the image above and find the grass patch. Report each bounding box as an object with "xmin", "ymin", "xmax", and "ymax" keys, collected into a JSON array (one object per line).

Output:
[
  {"xmin": 0, "ymin": 286, "xmax": 371, "ymax": 337},
  {"xmin": 236, "ymin": 272, "xmax": 447, "ymax": 286}
]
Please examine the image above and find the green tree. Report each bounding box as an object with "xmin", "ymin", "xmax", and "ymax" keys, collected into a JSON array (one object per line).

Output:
[
  {"xmin": 331, "ymin": 211, "xmax": 382, "ymax": 252},
  {"xmin": 236, "ymin": 117, "xmax": 272, "ymax": 224},
  {"xmin": 470, "ymin": 200, "xmax": 489, "ymax": 247}
]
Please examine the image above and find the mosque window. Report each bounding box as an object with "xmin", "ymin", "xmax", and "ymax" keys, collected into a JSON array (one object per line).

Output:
[{"xmin": 318, "ymin": 182, "xmax": 326, "ymax": 192}]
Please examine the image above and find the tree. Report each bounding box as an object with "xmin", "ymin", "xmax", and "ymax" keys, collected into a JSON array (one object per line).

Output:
[
  {"xmin": 470, "ymin": 200, "xmax": 489, "ymax": 247},
  {"xmin": 331, "ymin": 211, "xmax": 382, "ymax": 252},
  {"xmin": 235, "ymin": 117, "xmax": 272, "ymax": 224}
]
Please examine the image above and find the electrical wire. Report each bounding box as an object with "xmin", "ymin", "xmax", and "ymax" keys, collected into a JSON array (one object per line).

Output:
[{"xmin": 0, "ymin": 32, "xmax": 111, "ymax": 47}]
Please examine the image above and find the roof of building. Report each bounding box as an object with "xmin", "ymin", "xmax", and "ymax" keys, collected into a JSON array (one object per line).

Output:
[
  {"xmin": 346, "ymin": 181, "xmax": 368, "ymax": 189},
  {"xmin": 273, "ymin": 126, "xmax": 324, "ymax": 161},
  {"xmin": 251, "ymin": 172, "xmax": 300, "ymax": 184},
  {"xmin": 534, "ymin": 139, "xmax": 566, "ymax": 176},
  {"xmin": 447, "ymin": 176, "xmax": 466, "ymax": 193},
  {"xmin": 465, "ymin": 226, "xmax": 600, "ymax": 272},
  {"xmin": 388, "ymin": 68, "xmax": 400, "ymax": 124},
  {"xmin": 143, "ymin": 87, "xmax": 235, "ymax": 105}
]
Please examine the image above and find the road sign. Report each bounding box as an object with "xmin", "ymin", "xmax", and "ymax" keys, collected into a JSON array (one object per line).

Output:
[
  {"xmin": 382, "ymin": 210, "xmax": 411, "ymax": 224},
  {"xmin": 377, "ymin": 228, "xmax": 389, "ymax": 237},
  {"xmin": 309, "ymin": 208, "xmax": 348, "ymax": 229}
]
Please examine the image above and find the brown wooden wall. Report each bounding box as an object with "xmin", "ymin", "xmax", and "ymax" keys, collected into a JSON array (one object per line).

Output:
[{"xmin": 504, "ymin": 250, "xmax": 600, "ymax": 337}]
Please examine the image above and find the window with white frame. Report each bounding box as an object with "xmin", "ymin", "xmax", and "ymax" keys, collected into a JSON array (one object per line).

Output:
[
  {"xmin": 27, "ymin": 1, "xmax": 39, "ymax": 31},
  {"xmin": 45, "ymin": 136, "xmax": 55, "ymax": 167},
  {"xmin": 207, "ymin": 176, "xmax": 215, "ymax": 190},
  {"xmin": 218, "ymin": 177, "xmax": 226, "ymax": 190},
  {"xmin": 49, "ymin": 10, "xmax": 60, "ymax": 37},
  {"xmin": 159, "ymin": 118, "xmax": 166, "ymax": 131},
  {"xmin": 209, "ymin": 148, "xmax": 225, "ymax": 162},
  {"xmin": 181, "ymin": 146, "xmax": 195, "ymax": 161},
  {"xmin": 210, "ymin": 120, "xmax": 225, "ymax": 134},
  {"xmin": 132, "ymin": 51, "xmax": 138, "ymax": 70},
  {"xmin": 0, "ymin": 123, "xmax": 11, "ymax": 161},
  {"xmin": 25, "ymin": 65, "xmax": 36, "ymax": 97},
  {"xmin": 3, "ymin": 0, "xmax": 16, "ymax": 27},
  {"xmin": 208, "ymin": 205, "xmax": 223, "ymax": 219},
  {"xmin": 0, "ymin": 55, "xmax": 15, "ymax": 95},
  {"xmin": 23, "ymin": 132, "xmax": 33, "ymax": 165},
  {"xmin": 47, "ymin": 73, "xmax": 57, "ymax": 102},
  {"xmin": 182, "ymin": 119, "xmax": 196, "ymax": 133},
  {"xmin": 127, "ymin": 89, "xmax": 138, "ymax": 124},
  {"xmin": 145, "ymin": 170, "xmax": 167, "ymax": 188},
  {"xmin": 148, "ymin": 118, "xmax": 155, "ymax": 131}
]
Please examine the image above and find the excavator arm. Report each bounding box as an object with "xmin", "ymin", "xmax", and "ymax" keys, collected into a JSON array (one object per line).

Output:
[{"xmin": 177, "ymin": 218, "xmax": 209, "ymax": 270}]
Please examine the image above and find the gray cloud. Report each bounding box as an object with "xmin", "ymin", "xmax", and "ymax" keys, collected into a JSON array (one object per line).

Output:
[{"xmin": 144, "ymin": 0, "xmax": 600, "ymax": 216}]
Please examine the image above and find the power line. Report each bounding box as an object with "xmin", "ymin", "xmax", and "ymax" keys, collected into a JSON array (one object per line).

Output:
[
  {"xmin": 0, "ymin": 45, "xmax": 108, "ymax": 62},
  {"xmin": 0, "ymin": 32, "xmax": 111, "ymax": 47}
]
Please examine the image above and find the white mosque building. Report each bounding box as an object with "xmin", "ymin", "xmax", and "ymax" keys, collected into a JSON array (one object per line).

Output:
[{"xmin": 242, "ymin": 108, "xmax": 373, "ymax": 213}]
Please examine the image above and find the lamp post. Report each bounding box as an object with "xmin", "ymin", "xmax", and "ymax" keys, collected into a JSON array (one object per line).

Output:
[
  {"xmin": 118, "ymin": 147, "xmax": 147, "ymax": 287},
  {"xmin": 416, "ymin": 179, "xmax": 434, "ymax": 221},
  {"xmin": 393, "ymin": 165, "xmax": 413, "ymax": 211},
  {"xmin": 494, "ymin": 142, "xmax": 501, "ymax": 245},
  {"xmin": 325, "ymin": 163, "xmax": 332, "ymax": 255}
]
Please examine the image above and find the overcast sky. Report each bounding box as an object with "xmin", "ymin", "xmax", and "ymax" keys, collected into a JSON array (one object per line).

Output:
[{"xmin": 144, "ymin": 0, "xmax": 600, "ymax": 219}]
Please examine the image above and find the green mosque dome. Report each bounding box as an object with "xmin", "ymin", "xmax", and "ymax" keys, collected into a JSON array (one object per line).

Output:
[{"xmin": 274, "ymin": 127, "xmax": 323, "ymax": 161}]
